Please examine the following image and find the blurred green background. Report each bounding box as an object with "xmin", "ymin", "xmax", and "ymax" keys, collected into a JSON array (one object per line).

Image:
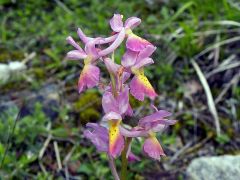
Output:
[{"xmin": 0, "ymin": 0, "xmax": 240, "ymax": 179}]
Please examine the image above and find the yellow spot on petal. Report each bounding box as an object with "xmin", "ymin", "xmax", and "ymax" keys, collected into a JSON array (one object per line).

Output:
[{"xmin": 109, "ymin": 120, "xmax": 121, "ymax": 150}]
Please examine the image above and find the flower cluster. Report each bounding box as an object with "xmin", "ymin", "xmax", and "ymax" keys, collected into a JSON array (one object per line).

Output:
[{"xmin": 66, "ymin": 14, "xmax": 176, "ymax": 168}]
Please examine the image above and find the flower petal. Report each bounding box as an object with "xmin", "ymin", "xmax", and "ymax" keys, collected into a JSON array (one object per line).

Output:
[
  {"xmin": 121, "ymin": 49, "xmax": 138, "ymax": 68},
  {"xmin": 130, "ymin": 74, "xmax": 157, "ymax": 101},
  {"xmin": 102, "ymin": 111, "xmax": 122, "ymax": 121},
  {"xmin": 109, "ymin": 14, "xmax": 124, "ymax": 32},
  {"xmin": 66, "ymin": 36, "xmax": 85, "ymax": 52},
  {"xmin": 125, "ymin": 17, "xmax": 141, "ymax": 29},
  {"xmin": 85, "ymin": 38, "xmax": 102, "ymax": 59},
  {"xmin": 109, "ymin": 120, "xmax": 124, "ymax": 158},
  {"xmin": 78, "ymin": 64, "xmax": 100, "ymax": 93},
  {"xmin": 104, "ymin": 58, "xmax": 120, "ymax": 74},
  {"xmin": 102, "ymin": 91, "xmax": 118, "ymax": 114},
  {"xmin": 143, "ymin": 136, "xmax": 165, "ymax": 160},
  {"xmin": 66, "ymin": 50, "xmax": 87, "ymax": 60},
  {"xmin": 133, "ymin": 57, "xmax": 154, "ymax": 69},
  {"xmin": 139, "ymin": 110, "xmax": 172, "ymax": 126},
  {"xmin": 137, "ymin": 45, "xmax": 156, "ymax": 61},
  {"xmin": 126, "ymin": 34, "xmax": 152, "ymax": 52},
  {"xmin": 98, "ymin": 28, "xmax": 126, "ymax": 57},
  {"xmin": 77, "ymin": 28, "xmax": 92, "ymax": 44},
  {"xmin": 84, "ymin": 123, "xmax": 108, "ymax": 152},
  {"xmin": 117, "ymin": 86, "xmax": 130, "ymax": 114}
]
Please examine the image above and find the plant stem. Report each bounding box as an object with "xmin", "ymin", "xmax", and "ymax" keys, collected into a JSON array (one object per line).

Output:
[
  {"xmin": 108, "ymin": 155, "xmax": 120, "ymax": 180},
  {"xmin": 120, "ymin": 137, "xmax": 132, "ymax": 180}
]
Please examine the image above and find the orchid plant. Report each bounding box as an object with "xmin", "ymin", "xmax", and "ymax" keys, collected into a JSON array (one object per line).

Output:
[{"xmin": 66, "ymin": 14, "xmax": 177, "ymax": 180}]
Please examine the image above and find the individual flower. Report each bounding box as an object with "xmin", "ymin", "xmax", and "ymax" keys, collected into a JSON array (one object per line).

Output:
[
  {"xmin": 66, "ymin": 29, "xmax": 125, "ymax": 93},
  {"xmin": 120, "ymin": 109, "xmax": 177, "ymax": 160},
  {"xmin": 66, "ymin": 36, "xmax": 101, "ymax": 93},
  {"xmin": 84, "ymin": 123, "xmax": 139, "ymax": 161},
  {"xmin": 102, "ymin": 86, "xmax": 132, "ymax": 158},
  {"xmin": 109, "ymin": 14, "xmax": 152, "ymax": 52},
  {"xmin": 122, "ymin": 45, "xmax": 157, "ymax": 101}
]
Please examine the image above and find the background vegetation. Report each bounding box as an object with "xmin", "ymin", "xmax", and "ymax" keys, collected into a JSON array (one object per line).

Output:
[{"xmin": 0, "ymin": 0, "xmax": 239, "ymax": 179}]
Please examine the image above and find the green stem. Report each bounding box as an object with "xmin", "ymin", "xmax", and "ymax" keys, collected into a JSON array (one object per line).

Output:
[{"xmin": 120, "ymin": 137, "xmax": 132, "ymax": 180}]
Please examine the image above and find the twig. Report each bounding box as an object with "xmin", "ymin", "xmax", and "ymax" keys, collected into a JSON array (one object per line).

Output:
[
  {"xmin": 206, "ymin": 61, "xmax": 240, "ymax": 79},
  {"xmin": 194, "ymin": 36, "xmax": 240, "ymax": 59},
  {"xmin": 191, "ymin": 59, "xmax": 221, "ymax": 136},
  {"xmin": 54, "ymin": 141, "xmax": 63, "ymax": 170},
  {"xmin": 215, "ymin": 73, "xmax": 240, "ymax": 103},
  {"xmin": 170, "ymin": 141, "xmax": 193, "ymax": 164}
]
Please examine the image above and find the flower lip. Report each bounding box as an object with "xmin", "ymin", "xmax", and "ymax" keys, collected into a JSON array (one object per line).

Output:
[{"xmin": 102, "ymin": 111, "xmax": 122, "ymax": 121}]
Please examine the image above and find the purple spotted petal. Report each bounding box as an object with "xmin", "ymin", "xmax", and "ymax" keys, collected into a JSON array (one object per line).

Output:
[
  {"xmin": 84, "ymin": 123, "xmax": 108, "ymax": 152},
  {"xmin": 124, "ymin": 17, "xmax": 141, "ymax": 29},
  {"xmin": 121, "ymin": 49, "xmax": 138, "ymax": 68},
  {"xmin": 143, "ymin": 136, "xmax": 165, "ymax": 160},
  {"xmin": 78, "ymin": 64, "xmax": 100, "ymax": 93},
  {"xmin": 66, "ymin": 50, "xmax": 87, "ymax": 60},
  {"xmin": 109, "ymin": 14, "xmax": 124, "ymax": 32}
]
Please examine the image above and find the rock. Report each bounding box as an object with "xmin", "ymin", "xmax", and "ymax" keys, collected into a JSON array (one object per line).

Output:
[{"xmin": 186, "ymin": 155, "xmax": 240, "ymax": 180}]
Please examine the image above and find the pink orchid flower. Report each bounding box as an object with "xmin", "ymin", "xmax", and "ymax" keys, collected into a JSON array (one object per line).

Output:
[
  {"xmin": 66, "ymin": 36, "xmax": 102, "ymax": 93},
  {"xmin": 109, "ymin": 14, "xmax": 152, "ymax": 52},
  {"xmin": 84, "ymin": 123, "xmax": 139, "ymax": 161},
  {"xmin": 102, "ymin": 86, "xmax": 132, "ymax": 158},
  {"xmin": 120, "ymin": 109, "xmax": 177, "ymax": 160},
  {"xmin": 66, "ymin": 29, "xmax": 125, "ymax": 93},
  {"xmin": 122, "ymin": 45, "xmax": 158, "ymax": 101}
]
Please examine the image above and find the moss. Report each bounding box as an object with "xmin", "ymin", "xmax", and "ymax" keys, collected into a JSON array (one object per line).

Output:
[
  {"xmin": 74, "ymin": 91, "xmax": 101, "ymax": 125},
  {"xmin": 0, "ymin": 47, "xmax": 25, "ymax": 63},
  {"xmin": 33, "ymin": 68, "xmax": 46, "ymax": 79}
]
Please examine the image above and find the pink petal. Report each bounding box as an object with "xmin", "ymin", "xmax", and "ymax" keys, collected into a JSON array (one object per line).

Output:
[
  {"xmin": 98, "ymin": 28, "xmax": 126, "ymax": 57},
  {"xmin": 104, "ymin": 58, "xmax": 120, "ymax": 74},
  {"xmin": 66, "ymin": 36, "xmax": 85, "ymax": 52},
  {"xmin": 133, "ymin": 57, "xmax": 154, "ymax": 69},
  {"xmin": 124, "ymin": 103, "xmax": 133, "ymax": 117},
  {"xmin": 109, "ymin": 14, "xmax": 124, "ymax": 32},
  {"xmin": 126, "ymin": 34, "xmax": 152, "ymax": 52},
  {"xmin": 102, "ymin": 91, "xmax": 119, "ymax": 114},
  {"xmin": 66, "ymin": 50, "xmax": 87, "ymax": 60},
  {"xmin": 102, "ymin": 111, "xmax": 122, "ymax": 121},
  {"xmin": 77, "ymin": 28, "xmax": 92, "ymax": 44},
  {"xmin": 117, "ymin": 86, "xmax": 130, "ymax": 114},
  {"xmin": 128, "ymin": 151, "xmax": 140, "ymax": 162},
  {"xmin": 130, "ymin": 75, "xmax": 157, "ymax": 101},
  {"xmin": 139, "ymin": 110, "xmax": 172, "ymax": 126},
  {"xmin": 124, "ymin": 17, "xmax": 141, "ymax": 29},
  {"xmin": 121, "ymin": 49, "xmax": 138, "ymax": 68},
  {"xmin": 137, "ymin": 45, "xmax": 156, "ymax": 61},
  {"xmin": 84, "ymin": 123, "xmax": 108, "ymax": 152},
  {"xmin": 143, "ymin": 136, "xmax": 165, "ymax": 160},
  {"xmin": 78, "ymin": 64, "xmax": 100, "ymax": 93},
  {"xmin": 85, "ymin": 38, "xmax": 102, "ymax": 59}
]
